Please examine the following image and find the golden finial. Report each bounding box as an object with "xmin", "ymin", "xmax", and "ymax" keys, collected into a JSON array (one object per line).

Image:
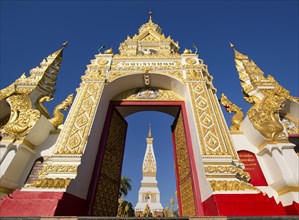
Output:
[
  {"xmin": 229, "ymin": 43, "xmax": 248, "ymax": 60},
  {"xmin": 148, "ymin": 123, "xmax": 152, "ymax": 138},
  {"xmin": 183, "ymin": 48, "xmax": 192, "ymax": 54},
  {"xmin": 104, "ymin": 48, "xmax": 114, "ymax": 54}
]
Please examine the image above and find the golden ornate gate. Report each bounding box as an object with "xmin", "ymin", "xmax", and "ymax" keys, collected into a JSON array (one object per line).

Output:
[
  {"xmin": 91, "ymin": 107, "xmax": 127, "ymax": 216},
  {"xmin": 172, "ymin": 109, "xmax": 196, "ymax": 216}
]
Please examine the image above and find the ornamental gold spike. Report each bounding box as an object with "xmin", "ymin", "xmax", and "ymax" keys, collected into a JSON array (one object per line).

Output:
[
  {"xmin": 231, "ymin": 45, "xmax": 299, "ymax": 139},
  {"xmin": 148, "ymin": 123, "xmax": 152, "ymax": 138}
]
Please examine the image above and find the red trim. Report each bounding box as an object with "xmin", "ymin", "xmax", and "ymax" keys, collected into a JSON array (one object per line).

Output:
[
  {"xmin": 203, "ymin": 193, "xmax": 287, "ymax": 216},
  {"xmin": 289, "ymin": 134, "xmax": 299, "ymax": 138}
]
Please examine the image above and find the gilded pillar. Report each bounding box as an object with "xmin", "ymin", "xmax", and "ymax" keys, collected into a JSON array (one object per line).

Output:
[
  {"xmin": 25, "ymin": 53, "xmax": 113, "ymax": 189},
  {"xmin": 182, "ymin": 54, "xmax": 255, "ymax": 192}
]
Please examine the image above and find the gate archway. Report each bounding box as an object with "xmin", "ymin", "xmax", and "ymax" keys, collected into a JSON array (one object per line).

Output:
[
  {"xmin": 24, "ymin": 16, "xmax": 246, "ymax": 217},
  {"xmin": 85, "ymin": 98, "xmax": 201, "ymax": 216}
]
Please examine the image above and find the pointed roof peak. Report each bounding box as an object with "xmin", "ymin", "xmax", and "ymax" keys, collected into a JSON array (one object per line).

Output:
[
  {"xmin": 148, "ymin": 123, "xmax": 152, "ymax": 138},
  {"xmin": 61, "ymin": 41, "xmax": 68, "ymax": 49},
  {"xmin": 229, "ymin": 42, "xmax": 235, "ymax": 49},
  {"xmin": 138, "ymin": 12, "xmax": 162, "ymax": 35},
  {"xmin": 230, "ymin": 43, "xmax": 249, "ymax": 60}
]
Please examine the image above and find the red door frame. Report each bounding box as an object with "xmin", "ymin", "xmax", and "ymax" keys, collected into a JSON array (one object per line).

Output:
[{"xmin": 86, "ymin": 100, "xmax": 204, "ymax": 216}]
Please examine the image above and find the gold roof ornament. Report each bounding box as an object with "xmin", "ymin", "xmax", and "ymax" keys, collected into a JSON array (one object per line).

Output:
[
  {"xmin": 148, "ymin": 123, "xmax": 152, "ymax": 138},
  {"xmin": 0, "ymin": 43, "xmax": 67, "ymax": 137},
  {"xmin": 118, "ymin": 12, "xmax": 180, "ymax": 56},
  {"xmin": 231, "ymin": 44, "xmax": 299, "ymax": 139},
  {"xmin": 0, "ymin": 43, "xmax": 66, "ymax": 100}
]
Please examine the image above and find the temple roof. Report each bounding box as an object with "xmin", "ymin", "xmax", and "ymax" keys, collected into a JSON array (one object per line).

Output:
[{"xmin": 118, "ymin": 14, "xmax": 180, "ymax": 56}]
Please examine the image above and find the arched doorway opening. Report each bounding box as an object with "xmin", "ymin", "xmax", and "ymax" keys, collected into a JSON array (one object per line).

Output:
[
  {"xmin": 122, "ymin": 111, "xmax": 176, "ymax": 215},
  {"xmin": 86, "ymin": 100, "xmax": 201, "ymax": 216}
]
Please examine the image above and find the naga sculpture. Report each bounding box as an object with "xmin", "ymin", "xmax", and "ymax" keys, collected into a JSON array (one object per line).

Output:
[
  {"xmin": 49, "ymin": 94, "xmax": 73, "ymax": 129},
  {"xmin": 35, "ymin": 95, "xmax": 53, "ymax": 119},
  {"xmin": 220, "ymin": 93, "xmax": 244, "ymax": 131}
]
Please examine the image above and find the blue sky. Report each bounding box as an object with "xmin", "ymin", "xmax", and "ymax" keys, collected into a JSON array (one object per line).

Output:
[{"xmin": 1, "ymin": 0, "xmax": 298, "ymax": 209}]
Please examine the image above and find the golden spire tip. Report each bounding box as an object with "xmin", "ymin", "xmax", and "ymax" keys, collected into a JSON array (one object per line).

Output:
[
  {"xmin": 229, "ymin": 42, "xmax": 235, "ymax": 49},
  {"xmin": 148, "ymin": 123, "xmax": 152, "ymax": 138}
]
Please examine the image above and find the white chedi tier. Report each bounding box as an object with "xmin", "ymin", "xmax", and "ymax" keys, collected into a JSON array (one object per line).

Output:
[{"xmin": 135, "ymin": 126, "xmax": 163, "ymax": 215}]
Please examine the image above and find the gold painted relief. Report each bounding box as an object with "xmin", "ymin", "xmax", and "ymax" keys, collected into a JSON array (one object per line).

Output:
[
  {"xmin": 143, "ymin": 147, "xmax": 157, "ymax": 177},
  {"xmin": 108, "ymin": 71, "xmax": 185, "ymax": 84},
  {"xmin": 54, "ymin": 82, "xmax": 104, "ymax": 154},
  {"xmin": 112, "ymin": 88, "xmax": 183, "ymax": 101},
  {"xmin": 187, "ymin": 81, "xmax": 240, "ymax": 160},
  {"xmin": 92, "ymin": 109, "xmax": 127, "ymax": 216},
  {"xmin": 173, "ymin": 111, "xmax": 195, "ymax": 216},
  {"xmin": 4, "ymin": 94, "xmax": 41, "ymax": 137}
]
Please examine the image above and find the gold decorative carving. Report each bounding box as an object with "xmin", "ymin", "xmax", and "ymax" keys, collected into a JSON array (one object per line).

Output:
[
  {"xmin": 108, "ymin": 71, "xmax": 185, "ymax": 84},
  {"xmin": 49, "ymin": 94, "xmax": 73, "ymax": 128},
  {"xmin": 232, "ymin": 45, "xmax": 299, "ymax": 139},
  {"xmin": 180, "ymin": 177, "xmax": 196, "ymax": 216},
  {"xmin": 97, "ymin": 58, "xmax": 109, "ymax": 66},
  {"xmin": 118, "ymin": 16, "xmax": 179, "ymax": 56},
  {"xmin": 205, "ymin": 165, "xmax": 250, "ymax": 182},
  {"xmin": 110, "ymin": 61, "xmax": 182, "ymax": 71},
  {"xmin": 220, "ymin": 93, "xmax": 244, "ymax": 131},
  {"xmin": 143, "ymin": 146, "xmax": 157, "ymax": 177},
  {"xmin": 173, "ymin": 111, "xmax": 195, "ymax": 216},
  {"xmin": 209, "ymin": 180, "xmax": 258, "ymax": 192},
  {"xmin": 54, "ymin": 82, "xmax": 103, "ymax": 154},
  {"xmin": 4, "ymin": 94, "xmax": 41, "ymax": 137},
  {"xmin": 112, "ymin": 88, "xmax": 183, "ymax": 101},
  {"xmin": 186, "ymin": 70, "xmax": 202, "ymax": 81},
  {"xmin": 185, "ymin": 58, "xmax": 197, "ymax": 65},
  {"xmin": 38, "ymin": 164, "xmax": 77, "ymax": 176},
  {"xmin": 92, "ymin": 109, "xmax": 127, "ymax": 216},
  {"xmin": 188, "ymin": 80, "xmax": 239, "ymax": 160},
  {"xmin": 0, "ymin": 83, "xmax": 15, "ymax": 100},
  {"xmin": 25, "ymin": 178, "xmax": 71, "ymax": 189}
]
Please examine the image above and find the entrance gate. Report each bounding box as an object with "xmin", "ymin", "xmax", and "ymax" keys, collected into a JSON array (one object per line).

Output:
[{"xmin": 21, "ymin": 16, "xmax": 250, "ymax": 217}]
